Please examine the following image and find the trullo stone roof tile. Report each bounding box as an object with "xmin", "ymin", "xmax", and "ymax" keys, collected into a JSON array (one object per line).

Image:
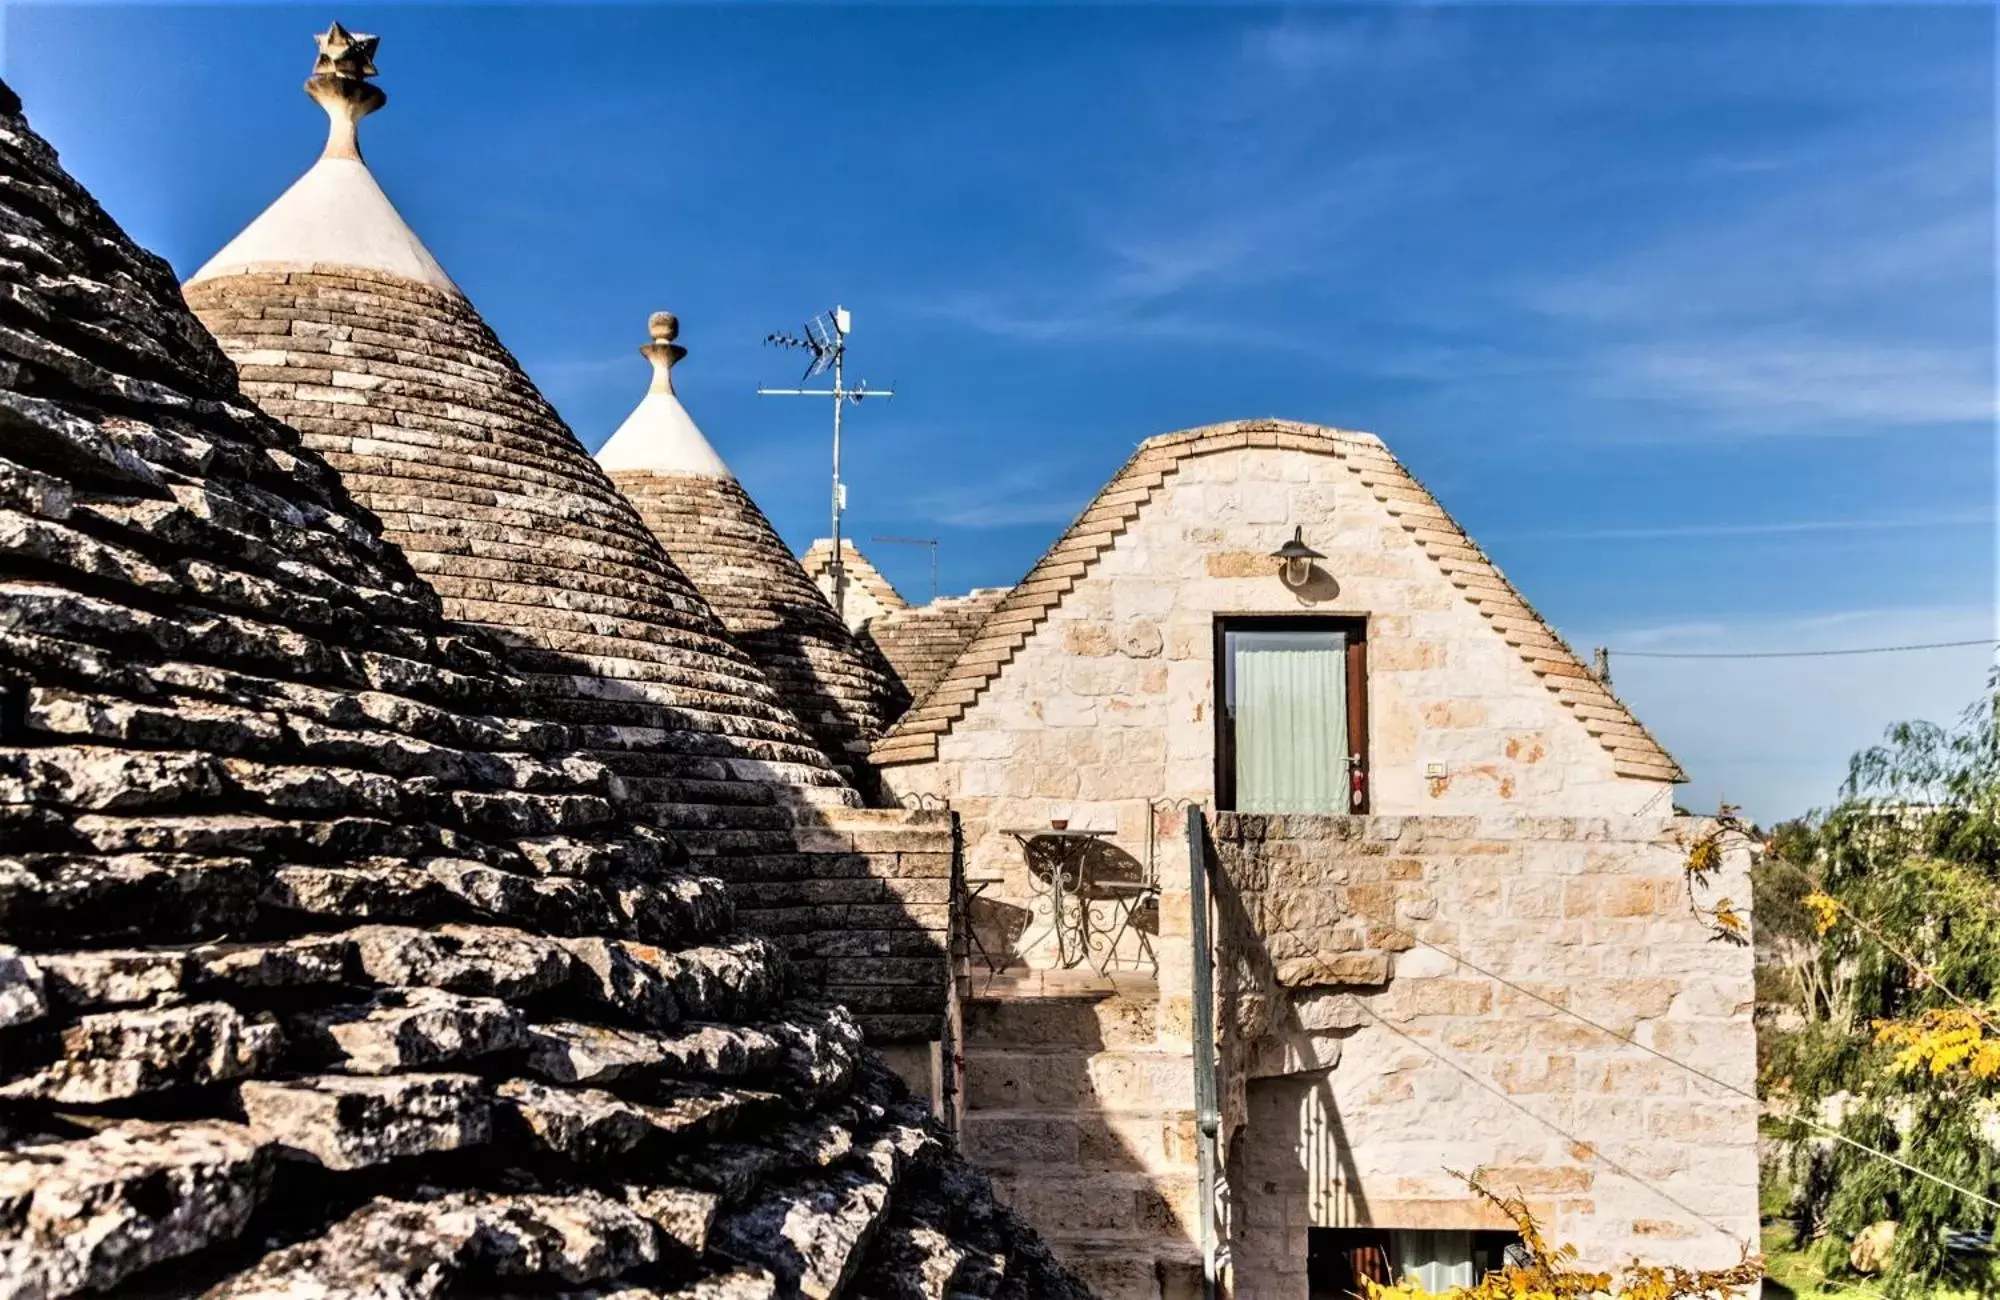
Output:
[
  {"xmin": 180, "ymin": 27, "xmax": 862, "ymax": 846},
  {"xmin": 599, "ymin": 314, "xmax": 908, "ymax": 787},
  {"xmin": 0, "ymin": 71, "xmax": 1086, "ymax": 1300}
]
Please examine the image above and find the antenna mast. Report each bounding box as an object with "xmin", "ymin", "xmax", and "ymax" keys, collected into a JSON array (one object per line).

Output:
[
  {"xmin": 871, "ymin": 535, "xmax": 940, "ymax": 604},
  {"xmin": 758, "ymin": 305, "xmax": 894, "ymax": 620}
]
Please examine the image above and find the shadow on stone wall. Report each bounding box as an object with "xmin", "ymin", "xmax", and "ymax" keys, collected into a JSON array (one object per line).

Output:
[
  {"xmin": 1228, "ymin": 1072, "xmax": 1379, "ymax": 1297},
  {"xmin": 957, "ymin": 990, "xmax": 1205, "ymax": 1298},
  {"xmin": 972, "ymin": 835, "xmax": 1157, "ymax": 971},
  {"xmin": 731, "ymin": 598, "xmax": 908, "ymax": 807}
]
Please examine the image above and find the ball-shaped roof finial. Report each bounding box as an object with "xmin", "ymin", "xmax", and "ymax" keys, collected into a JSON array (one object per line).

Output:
[{"xmin": 640, "ymin": 311, "xmax": 688, "ymax": 395}]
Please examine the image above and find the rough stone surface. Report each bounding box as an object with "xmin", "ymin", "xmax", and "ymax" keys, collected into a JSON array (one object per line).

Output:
[
  {"xmin": 288, "ymin": 986, "xmax": 528, "ymax": 1074},
  {"xmin": 238, "ymin": 1072, "xmax": 492, "ymax": 1170},
  {"xmin": 1213, "ymin": 813, "xmax": 1761, "ymax": 1294},
  {"xmin": 0, "ymin": 1001, "xmax": 281, "ymax": 1103},
  {"xmin": 0, "ymin": 1121, "xmax": 271, "ymax": 1299},
  {"xmin": 857, "ymin": 587, "xmax": 1008, "ymax": 719},
  {"xmin": 0, "ymin": 947, "xmax": 44, "ymax": 1028},
  {"xmin": 610, "ymin": 469, "xmax": 907, "ymax": 784},
  {"xmin": 0, "ymin": 83, "xmax": 1079, "ymax": 1299}
]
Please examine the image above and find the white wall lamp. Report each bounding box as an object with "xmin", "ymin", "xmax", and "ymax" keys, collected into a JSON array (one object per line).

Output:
[{"xmin": 1271, "ymin": 526, "xmax": 1325, "ymax": 591}]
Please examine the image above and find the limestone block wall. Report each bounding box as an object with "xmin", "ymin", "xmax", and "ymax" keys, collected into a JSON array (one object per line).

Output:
[
  {"xmin": 881, "ymin": 442, "xmax": 1678, "ymax": 980},
  {"xmin": 1207, "ymin": 812, "xmax": 1759, "ymax": 1296}
]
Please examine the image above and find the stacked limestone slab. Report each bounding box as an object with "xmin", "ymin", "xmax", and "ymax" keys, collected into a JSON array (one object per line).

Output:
[
  {"xmin": 598, "ymin": 315, "xmax": 905, "ymax": 786},
  {"xmin": 0, "ymin": 76, "xmax": 1086, "ymax": 1298},
  {"xmin": 181, "ymin": 40, "xmax": 855, "ymax": 856},
  {"xmin": 862, "ymin": 588, "xmax": 1010, "ymax": 714},
  {"xmin": 801, "ymin": 539, "xmax": 908, "ymax": 632}
]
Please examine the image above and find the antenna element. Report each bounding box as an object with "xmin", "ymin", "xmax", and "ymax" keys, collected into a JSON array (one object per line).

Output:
[
  {"xmin": 758, "ymin": 305, "xmax": 896, "ymax": 620},
  {"xmin": 871, "ymin": 536, "xmax": 940, "ymax": 604}
]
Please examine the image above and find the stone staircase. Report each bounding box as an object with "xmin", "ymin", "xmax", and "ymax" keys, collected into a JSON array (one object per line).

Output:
[{"xmin": 961, "ymin": 980, "xmax": 1204, "ymax": 1300}]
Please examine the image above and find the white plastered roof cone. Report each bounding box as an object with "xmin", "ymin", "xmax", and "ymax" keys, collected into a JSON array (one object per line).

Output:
[
  {"xmin": 595, "ymin": 312, "xmax": 733, "ymax": 478},
  {"xmin": 187, "ymin": 20, "xmax": 459, "ymax": 295}
]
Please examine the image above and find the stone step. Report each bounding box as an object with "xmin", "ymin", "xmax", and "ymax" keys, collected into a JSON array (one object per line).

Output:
[
  {"xmin": 962, "ymin": 993, "xmax": 1160, "ymax": 1050},
  {"xmin": 985, "ymin": 1168, "xmax": 1202, "ymax": 1250},
  {"xmin": 1055, "ymin": 1244, "xmax": 1205, "ymax": 1300},
  {"xmin": 961, "ymin": 1046, "xmax": 1195, "ymax": 1112},
  {"xmin": 960, "ymin": 1107, "xmax": 1198, "ymax": 1174}
]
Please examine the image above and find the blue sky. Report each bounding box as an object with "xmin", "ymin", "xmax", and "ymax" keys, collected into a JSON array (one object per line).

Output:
[{"xmin": 5, "ymin": 3, "xmax": 1994, "ymax": 822}]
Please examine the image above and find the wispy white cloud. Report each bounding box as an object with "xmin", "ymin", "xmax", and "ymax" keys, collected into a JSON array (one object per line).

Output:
[
  {"xmin": 1238, "ymin": 9, "xmax": 1462, "ymax": 82},
  {"xmin": 1517, "ymin": 130, "xmax": 1994, "ymax": 436},
  {"xmin": 903, "ymin": 16, "xmax": 1452, "ymax": 351},
  {"xmin": 908, "ymin": 467, "xmax": 1090, "ymax": 530},
  {"xmin": 1487, "ymin": 512, "xmax": 1994, "ymax": 544},
  {"xmin": 1594, "ymin": 337, "xmax": 1996, "ymax": 431}
]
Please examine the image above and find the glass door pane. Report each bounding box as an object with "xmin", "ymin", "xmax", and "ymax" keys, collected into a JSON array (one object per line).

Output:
[{"xmin": 1226, "ymin": 628, "xmax": 1348, "ymax": 813}]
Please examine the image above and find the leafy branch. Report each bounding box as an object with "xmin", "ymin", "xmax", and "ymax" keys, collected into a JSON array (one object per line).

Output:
[{"xmin": 1365, "ymin": 1172, "xmax": 1762, "ymax": 1300}]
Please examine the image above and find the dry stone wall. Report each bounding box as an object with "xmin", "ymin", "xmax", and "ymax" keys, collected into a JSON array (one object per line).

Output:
[
  {"xmin": 710, "ymin": 807, "xmax": 956, "ymax": 1046},
  {"xmin": 180, "ymin": 269, "xmax": 856, "ymax": 845},
  {"xmin": 1206, "ymin": 812, "xmax": 1759, "ymax": 1296},
  {"xmin": 180, "ymin": 139, "xmax": 974, "ymax": 1046},
  {"xmin": 0, "ymin": 86, "xmax": 1083, "ymax": 1299}
]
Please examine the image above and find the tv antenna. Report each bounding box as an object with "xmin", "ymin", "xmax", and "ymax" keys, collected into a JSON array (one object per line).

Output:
[
  {"xmin": 758, "ymin": 305, "xmax": 894, "ymax": 620},
  {"xmin": 871, "ymin": 535, "xmax": 939, "ymax": 604}
]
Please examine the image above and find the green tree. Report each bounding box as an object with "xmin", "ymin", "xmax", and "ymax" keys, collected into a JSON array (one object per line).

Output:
[{"xmin": 1771, "ymin": 678, "xmax": 2000, "ymax": 1295}]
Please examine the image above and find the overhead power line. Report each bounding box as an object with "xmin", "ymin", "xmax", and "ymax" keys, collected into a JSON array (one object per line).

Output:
[
  {"xmin": 1354, "ymin": 1005, "xmax": 1753, "ymax": 1246},
  {"xmin": 1606, "ymin": 638, "xmax": 1999, "ymax": 662},
  {"xmin": 1402, "ymin": 932, "xmax": 2000, "ymax": 1217}
]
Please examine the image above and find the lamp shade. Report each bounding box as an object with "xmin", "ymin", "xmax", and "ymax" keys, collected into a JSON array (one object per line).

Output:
[{"xmin": 1270, "ymin": 526, "xmax": 1325, "ymax": 588}]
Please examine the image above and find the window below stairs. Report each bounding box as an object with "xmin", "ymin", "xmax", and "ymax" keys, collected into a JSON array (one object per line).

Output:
[{"xmin": 1307, "ymin": 1226, "xmax": 1523, "ymax": 1299}]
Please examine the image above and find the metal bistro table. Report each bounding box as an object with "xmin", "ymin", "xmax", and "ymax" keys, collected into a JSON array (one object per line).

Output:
[{"xmin": 1002, "ymin": 827, "xmax": 1115, "ymax": 970}]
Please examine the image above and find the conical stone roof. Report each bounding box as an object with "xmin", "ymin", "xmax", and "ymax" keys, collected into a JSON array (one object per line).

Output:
[
  {"xmin": 0, "ymin": 75, "xmax": 1085, "ymax": 1299},
  {"xmin": 182, "ymin": 26, "xmax": 853, "ymax": 846},
  {"xmin": 599, "ymin": 314, "xmax": 907, "ymax": 784}
]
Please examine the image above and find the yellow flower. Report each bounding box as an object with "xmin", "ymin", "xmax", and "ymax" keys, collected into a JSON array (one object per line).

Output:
[
  {"xmin": 1875, "ymin": 1009, "xmax": 2000, "ymax": 1080},
  {"xmin": 1801, "ymin": 890, "xmax": 1841, "ymax": 935}
]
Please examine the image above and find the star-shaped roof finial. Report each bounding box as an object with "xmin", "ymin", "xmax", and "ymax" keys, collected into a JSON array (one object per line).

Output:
[
  {"xmin": 304, "ymin": 21, "xmax": 386, "ymax": 161},
  {"xmin": 313, "ymin": 21, "xmax": 380, "ymax": 81}
]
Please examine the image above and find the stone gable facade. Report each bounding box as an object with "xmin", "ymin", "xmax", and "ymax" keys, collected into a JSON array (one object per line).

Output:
[
  {"xmin": 876, "ymin": 421, "xmax": 1759, "ymax": 1295},
  {"xmin": 881, "ymin": 429, "xmax": 1684, "ymax": 885}
]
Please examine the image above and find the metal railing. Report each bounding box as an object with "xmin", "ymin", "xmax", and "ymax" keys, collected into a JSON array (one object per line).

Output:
[
  {"xmin": 941, "ymin": 809, "xmax": 966, "ymax": 1144},
  {"xmin": 1186, "ymin": 805, "xmax": 1221, "ymax": 1300}
]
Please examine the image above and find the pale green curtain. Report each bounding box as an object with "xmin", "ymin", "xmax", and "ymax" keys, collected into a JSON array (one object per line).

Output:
[
  {"xmin": 1234, "ymin": 643, "xmax": 1347, "ymax": 813},
  {"xmin": 1394, "ymin": 1231, "xmax": 1474, "ymax": 1292}
]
